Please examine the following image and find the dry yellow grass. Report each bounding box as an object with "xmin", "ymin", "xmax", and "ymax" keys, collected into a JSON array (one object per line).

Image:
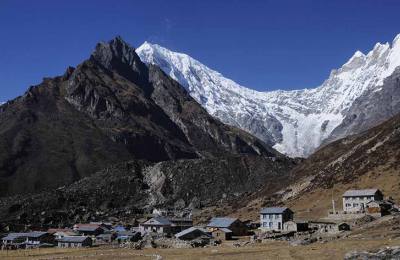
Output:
[
  {"xmin": 287, "ymin": 168, "xmax": 400, "ymax": 220},
  {"xmin": 1, "ymin": 238, "xmax": 400, "ymax": 260},
  {"xmin": 226, "ymin": 167, "xmax": 400, "ymax": 223}
]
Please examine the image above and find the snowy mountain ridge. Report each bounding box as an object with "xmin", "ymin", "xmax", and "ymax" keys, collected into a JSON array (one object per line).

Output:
[{"xmin": 136, "ymin": 34, "xmax": 400, "ymax": 157}]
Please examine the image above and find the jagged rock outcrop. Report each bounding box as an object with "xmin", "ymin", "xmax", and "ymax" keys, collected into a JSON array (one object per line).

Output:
[
  {"xmin": 345, "ymin": 246, "xmax": 400, "ymax": 260},
  {"xmin": 326, "ymin": 67, "xmax": 400, "ymax": 143},
  {"xmin": 0, "ymin": 36, "xmax": 283, "ymax": 197},
  {"xmin": 137, "ymin": 34, "xmax": 400, "ymax": 157}
]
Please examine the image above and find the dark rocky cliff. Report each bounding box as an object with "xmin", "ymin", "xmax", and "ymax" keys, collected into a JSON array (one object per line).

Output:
[{"xmin": 0, "ymin": 37, "xmax": 284, "ymax": 197}]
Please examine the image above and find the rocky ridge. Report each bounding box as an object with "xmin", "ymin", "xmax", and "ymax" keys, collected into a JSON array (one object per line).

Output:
[
  {"xmin": 0, "ymin": 36, "xmax": 283, "ymax": 197},
  {"xmin": 137, "ymin": 34, "xmax": 400, "ymax": 157}
]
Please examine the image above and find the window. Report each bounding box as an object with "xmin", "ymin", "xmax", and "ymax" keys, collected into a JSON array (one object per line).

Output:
[
  {"xmin": 269, "ymin": 222, "xmax": 273, "ymax": 228},
  {"xmin": 353, "ymin": 203, "xmax": 359, "ymax": 207},
  {"xmin": 263, "ymin": 222, "xmax": 267, "ymax": 227},
  {"xmin": 275, "ymin": 214, "xmax": 279, "ymax": 219},
  {"xmin": 346, "ymin": 203, "xmax": 351, "ymax": 207},
  {"xmin": 269, "ymin": 215, "xmax": 272, "ymax": 219},
  {"xmin": 263, "ymin": 214, "xmax": 267, "ymax": 219}
]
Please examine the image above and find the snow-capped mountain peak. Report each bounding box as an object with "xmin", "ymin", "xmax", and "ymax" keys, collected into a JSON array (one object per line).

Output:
[{"xmin": 136, "ymin": 34, "xmax": 400, "ymax": 157}]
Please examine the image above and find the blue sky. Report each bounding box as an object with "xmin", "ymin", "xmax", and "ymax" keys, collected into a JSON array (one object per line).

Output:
[{"xmin": 1, "ymin": 0, "xmax": 400, "ymax": 101}]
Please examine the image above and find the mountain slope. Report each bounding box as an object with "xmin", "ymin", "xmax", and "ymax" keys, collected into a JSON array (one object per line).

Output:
[
  {"xmin": 136, "ymin": 34, "xmax": 400, "ymax": 157},
  {"xmin": 0, "ymin": 155, "xmax": 297, "ymax": 226},
  {"xmin": 217, "ymin": 110, "xmax": 400, "ymax": 222},
  {"xmin": 281, "ymin": 110, "xmax": 400, "ymax": 219},
  {"xmin": 0, "ymin": 37, "xmax": 281, "ymax": 197}
]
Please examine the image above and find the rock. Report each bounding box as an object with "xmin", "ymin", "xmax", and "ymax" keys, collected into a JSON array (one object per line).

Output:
[{"xmin": 345, "ymin": 246, "xmax": 400, "ymax": 260}]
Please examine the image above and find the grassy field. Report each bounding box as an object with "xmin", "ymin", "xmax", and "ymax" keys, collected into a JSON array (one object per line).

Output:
[{"xmin": 1, "ymin": 238, "xmax": 399, "ymax": 260}]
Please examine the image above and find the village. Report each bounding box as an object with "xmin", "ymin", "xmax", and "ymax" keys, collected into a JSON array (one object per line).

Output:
[{"xmin": 1, "ymin": 188, "xmax": 399, "ymax": 253}]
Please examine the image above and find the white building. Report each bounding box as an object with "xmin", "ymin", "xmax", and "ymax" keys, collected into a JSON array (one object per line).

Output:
[
  {"xmin": 260, "ymin": 207, "xmax": 293, "ymax": 231},
  {"xmin": 342, "ymin": 189, "xmax": 383, "ymax": 213},
  {"xmin": 139, "ymin": 217, "xmax": 173, "ymax": 234}
]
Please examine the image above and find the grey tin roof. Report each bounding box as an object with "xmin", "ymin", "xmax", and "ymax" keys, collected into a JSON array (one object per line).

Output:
[
  {"xmin": 207, "ymin": 217, "xmax": 237, "ymax": 228},
  {"xmin": 58, "ymin": 236, "xmax": 90, "ymax": 243},
  {"xmin": 342, "ymin": 189, "xmax": 379, "ymax": 197},
  {"xmin": 260, "ymin": 207, "xmax": 291, "ymax": 214},
  {"xmin": 2, "ymin": 233, "xmax": 29, "ymax": 241},
  {"xmin": 175, "ymin": 227, "xmax": 210, "ymax": 239},
  {"xmin": 2, "ymin": 231, "xmax": 47, "ymax": 241},
  {"xmin": 142, "ymin": 217, "xmax": 172, "ymax": 226}
]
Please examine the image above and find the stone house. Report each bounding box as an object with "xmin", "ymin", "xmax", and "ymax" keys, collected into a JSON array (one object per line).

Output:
[
  {"xmin": 206, "ymin": 217, "xmax": 247, "ymax": 236},
  {"xmin": 342, "ymin": 189, "xmax": 383, "ymax": 213},
  {"xmin": 115, "ymin": 231, "xmax": 141, "ymax": 243},
  {"xmin": 74, "ymin": 224, "xmax": 104, "ymax": 236},
  {"xmin": 260, "ymin": 207, "xmax": 294, "ymax": 231},
  {"xmin": 366, "ymin": 200, "xmax": 393, "ymax": 216},
  {"xmin": 169, "ymin": 217, "xmax": 193, "ymax": 233},
  {"xmin": 48, "ymin": 229, "xmax": 77, "ymax": 240},
  {"xmin": 139, "ymin": 217, "xmax": 174, "ymax": 235},
  {"xmin": 1, "ymin": 232, "xmax": 54, "ymax": 249},
  {"xmin": 2, "ymin": 233, "xmax": 29, "ymax": 249},
  {"xmin": 211, "ymin": 228, "xmax": 232, "ymax": 241},
  {"xmin": 283, "ymin": 221, "xmax": 309, "ymax": 232},
  {"xmin": 309, "ymin": 221, "xmax": 337, "ymax": 233},
  {"xmin": 175, "ymin": 227, "xmax": 211, "ymax": 241}
]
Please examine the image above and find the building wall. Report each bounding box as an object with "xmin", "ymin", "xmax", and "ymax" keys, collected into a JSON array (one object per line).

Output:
[
  {"xmin": 140, "ymin": 225, "xmax": 172, "ymax": 234},
  {"xmin": 260, "ymin": 211, "xmax": 293, "ymax": 231},
  {"xmin": 343, "ymin": 195, "xmax": 376, "ymax": 212},
  {"xmin": 212, "ymin": 230, "xmax": 231, "ymax": 240},
  {"xmin": 229, "ymin": 221, "xmax": 247, "ymax": 236}
]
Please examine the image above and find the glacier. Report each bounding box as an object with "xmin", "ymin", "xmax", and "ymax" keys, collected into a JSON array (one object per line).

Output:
[{"xmin": 136, "ymin": 34, "xmax": 400, "ymax": 157}]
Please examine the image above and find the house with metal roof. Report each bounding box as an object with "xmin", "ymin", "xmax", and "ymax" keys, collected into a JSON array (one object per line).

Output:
[
  {"xmin": 260, "ymin": 207, "xmax": 294, "ymax": 231},
  {"xmin": 342, "ymin": 189, "xmax": 383, "ymax": 213},
  {"xmin": 169, "ymin": 217, "xmax": 193, "ymax": 233},
  {"xmin": 175, "ymin": 227, "xmax": 211, "ymax": 241},
  {"xmin": 115, "ymin": 231, "xmax": 141, "ymax": 243},
  {"xmin": 210, "ymin": 228, "xmax": 233, "ymax": 241},
  {"xmin": 113, "ymin": 225, "xmax": 127, "ymax": 232},
  {"xmin": 73, "ymin": 224, "xmax": 104, "ymax": 236},
  {"xmin": 2, "ymin": 233, "xmax": 29, "ymax": 248},
  {"xmin": 139, "ymin": 217, "xmax": 174, "ymax": 235},
  {"xmin": 206, "ymin": 217, "xmax": 247, "ymax": 236},
  {"xmin": 2, "ymin": 231, "xmax": 54, "ymax": 249},
  {"xmin": 57, "ymin": 236, "xmax": 92, "ymax": 248}
]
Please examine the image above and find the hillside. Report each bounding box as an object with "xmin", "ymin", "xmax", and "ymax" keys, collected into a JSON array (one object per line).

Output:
[
  {"xmin": 0, "ymin": 36, "xmax": 283, "ymax": 197},
  {"xmin": 229, "ymin": 111, "xmax": 400, "ymax": 221},
  {"xmin": 0, "ymin": 155, "xmax": 296, "ymax": 228}
]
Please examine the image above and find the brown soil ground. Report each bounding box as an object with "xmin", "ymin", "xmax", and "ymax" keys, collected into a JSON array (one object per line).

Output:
[{"xmin": 0, "ymin": 238, "xmax": 399, "ymax": 260}]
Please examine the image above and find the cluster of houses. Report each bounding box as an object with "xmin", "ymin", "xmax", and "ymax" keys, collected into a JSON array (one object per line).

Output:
[
  {"xmin": 1, "ymin": 222, "xmax": 141, "ymax": 250},
  {"xmin": 1, "ymin": 188, "xmax": 397, "ymax": 250},
  {"xmin": 259, "ymin": 188, "xmax": 397, "ymax": 235}
]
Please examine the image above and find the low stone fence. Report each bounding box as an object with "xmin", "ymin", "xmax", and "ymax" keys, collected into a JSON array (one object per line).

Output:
[{"xmin": 326, "ymin": 211, "xmax": 380, "ymax": 221}]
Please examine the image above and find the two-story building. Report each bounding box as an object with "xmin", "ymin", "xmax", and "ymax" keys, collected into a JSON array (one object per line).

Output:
[
  {"xmin": 260, "ymin": 207, "xmax": 293, "ymax": 231},
  {"xmin": 139, "ymin": 216, "xmax": 174, "ymax": 235},
  {"xmin": 342, "ymin": 189, "xmax": 383, "ymax": 213}
]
